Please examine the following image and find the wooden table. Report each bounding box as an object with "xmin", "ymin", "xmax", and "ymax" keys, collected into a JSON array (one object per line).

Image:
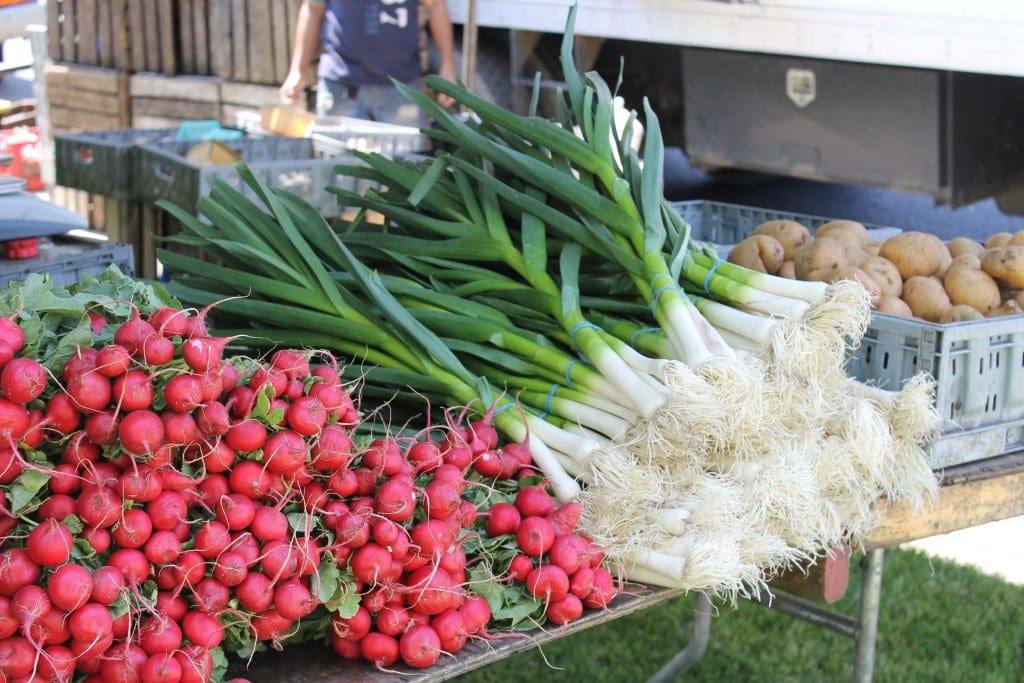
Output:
[{"xmin": 238, "ymin": 451, "xmax": 1024, "ymax": 683}]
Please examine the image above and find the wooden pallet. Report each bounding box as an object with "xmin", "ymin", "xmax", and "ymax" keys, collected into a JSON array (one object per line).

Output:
[
  {"xmin": 209, "ymin": 0, "xmax": 294, "ymax": 85},
  {"xmin": 46, "ymin": 0, "xmax": 132, "ymax": 70},
  {"xmin": 129, "ymin": 72, "xmax": 221, "ymax": 129},
  {"xmin": 44, "ymin": 62, "xmax": 130, "ymax": 133},
  {"xmin": 219, "ymin": 81, "xmax": 282, "ymax": 127}
]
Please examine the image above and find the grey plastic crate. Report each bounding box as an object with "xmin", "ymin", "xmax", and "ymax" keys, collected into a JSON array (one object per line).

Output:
[
  {"xmin": 0, "ymin": 237, "xmax": 135, "ymax": 288},
  {"xmin": 135, "ymin": 136, "xmax": 362, "ymax": 216},
  {"xmin": 671, "ymin": 200, "xmax": 1024, "ymax": 468},
  {"xmin": 55, "ymin": 129, "xmax": 180, "ymax": 199}
]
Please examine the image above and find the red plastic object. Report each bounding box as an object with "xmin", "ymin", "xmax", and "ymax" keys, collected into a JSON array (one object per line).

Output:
[
  {"xmin": 3, "ymin": 238, "xmax": 39, "ymax": 260},
  {"xmin": 0, "ymin": 126, "xmax": 43, "ymax": 192}
]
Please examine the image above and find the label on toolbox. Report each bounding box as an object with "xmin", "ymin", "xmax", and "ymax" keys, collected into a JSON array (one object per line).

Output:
[{"xmin": 786, "ymin": 68, "xmax": 817, "ymax": 108}]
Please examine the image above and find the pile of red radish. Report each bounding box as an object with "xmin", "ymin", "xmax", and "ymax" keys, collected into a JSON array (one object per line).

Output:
[{"xmin": 0, "ymin": 304, "xmax": 617, "ymax": 681}]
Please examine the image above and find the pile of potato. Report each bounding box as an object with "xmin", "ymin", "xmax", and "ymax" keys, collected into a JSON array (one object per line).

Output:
[{"xmin": 727, "ymin": 219, "xmax": 1024, "ymax": 323}]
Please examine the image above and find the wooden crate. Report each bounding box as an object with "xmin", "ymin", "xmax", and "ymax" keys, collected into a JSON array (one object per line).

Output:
[
  {"xmin": 210, "ymin": 0, "xmax": 294, "ymax": 85},
  {"xmin": 129, "ymin": 72, "xmax": 221, "ymax": 129},
  {"xmin": 219, "ymin": 81, "xmax": 283, "ymax": 126},
  {"xmin": 47, "ymin": 0, "xmax": 132, "ymax": 70},
  {"xmin": 125, "ymin": 0, "xmax": 177, "ymax": 75},
  {"xmin": 45, "ymin": 63, "xmax": 131, "ymax": 133}
]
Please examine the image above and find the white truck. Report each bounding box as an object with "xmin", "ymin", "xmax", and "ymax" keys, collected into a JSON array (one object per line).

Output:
[{"xmin": 446, "ymin": 0, "xmax": 1024, "ymax": 211}]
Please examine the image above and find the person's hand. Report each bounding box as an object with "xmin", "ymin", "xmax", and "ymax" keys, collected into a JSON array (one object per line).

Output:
[
  {"xmin": 280, "ymin": 69, "xmax": 310, "ymax": 107},
  {"xmin": 436, "ymin": 61, "xmax": 457, "ymax": 109}
]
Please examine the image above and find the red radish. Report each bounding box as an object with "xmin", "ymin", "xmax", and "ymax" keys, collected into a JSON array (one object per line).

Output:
[
  {"xmin": 212, "ymin": 551, "xmax": 247, "ymax": 587},
  {"xmin": 176, "ymin": 645, "xmax": 214, "ymax": 683},
  {"xmin": 0, "ymin": 315, "xmax": 24, "ymax": 354},
  {"xmin": 350, "ymin": 544, "xmax": 392, "ymax": 586},
  {"xmin": 458, "ymin": 501, "xmax": 478, "ymax": 528},
  {"xmin": 115, "ymin": 312, "xmax": 157, "ymax": 354},
  {"xmin": 216, "ymin": 493, "xmax": 256, "ymax": 531},
  {"xmin": 570, "ymin": 566, "xmax": 595, "ymax": 599},
  {"xmin": 549, "ymin": 534, "xmax": 584, "ymax": 575},
  {"xmin": 28, "ymin": 607, "xmax": 71, "ymax": 646},
  {"xmin": 197, "ymin": 370, "xmax": 223, "ymax": 403},
  {"xmin": 11, "ymin": 583, "xmax": 50, "ymax": 626},
  {"xmin": 0, "ymin": 398, "xmax": 29, "ymax": 441},
  {"xmin": 61, "ymin": 432, "xmax": 100, "ymax": 468},
  {"xmin": 0, "ymin": 636, "xmax": 33, "ymax": 678},
  {"xmin": 424, "ymin": 480, "xmax": 461, "ymax": 520},
  {"xmin": 407, "ymin": 566, "xmax": 457, "ymax": 616},
  {"xmin": 156, "ymin": 592, "xmax": 189, "ymax": 622},
  {"xmin": 509, "ymin": 554, "xmax": 533, "ymax": 581},
  {"xmin": 21, "ymin": 408, "xmax": 46, "ymax": 449},
  {"xmin": 352, "ymin": 467, "xmax": 378, "ymax": 496},
  {"xmin": 248, "ymin": 366, "xmax": 287, "ymax": 398},
  {"xmin": 149, "ymin": 307, "xmax": 191, "ymax": 338},
  {"xmin": 194, "ymin": 521, "xmax": 232, "ymax": 559},
  {"xmin": 251, "ymin": 609, "xmax": 293, "ymax": 643},
  {"xmin": 284, "ymin": 379, "xmax": 304, "ymax": 401},
  {"xmin": 0, "ymin": 341, "xmax": 11, "ymax": 369},
  {"xmin": 407, "ymin": 440, "xmax": 443, "ymax": 472},
  {"xmin": 68, "ymin": 602, "xmax": 114, "ymax": 643},
  {"xmin": 101, "ymin": 642, "xmax": 148, "ymax": 682},
  {"xmin": 65, "ymin": 371, "xmax": 112, "ymax": 414},
  {"xmin": 335, "ymin": 512, "xmax": 370, "ymax": 549},
  {"xmin": 459, "ymin": 595, "xmax": 491, "ymax": 634},
  {"xmin": 375, "ymin": 477, "xmax": 417, "ymax": 522},
  {"xmin": 515, "ymin": 485, "xmax": 555, "ymax": 518},
  {"xmin": 227, "ymin": 386, "xmax": 256, "ymax": 420},
  {"xmin": 147, "ymin": 490, "xmax": 187, "ymax": 530},
  {"xmin": 95, "ymin": 344, "xmax": 132, "ymax": 377},
  {"xmin": 546, "ymin": 593, "xmax": 584, "ymax": 625},
  {"xmin": 526, "ymin": 565, "xmax": 570, "ymax": 602},
  {"xmin": 472, "ymin": 449, "xmax": 505, "ymax": 478},
  {"xmin": 261, "ymin": 541, "xmax": 300, "ymax": 581},
  {"xmin": 81, "ymin": 527, "xmax": 111, "ymax": 554},
  {"xmin": 196, "ymin": 401, "xmax": 230, "ymax": 437},
  {"xmin": 0, "ymin": 446, "xmax": 24, "ymax": 483},
  {"xmin": 327, "ymin": 469, "xmax": 359, "ymax": 497},
  {"xmin": 235, "ymin": 572, "xmax": 274, "ymax": 612},
  {"xmin": 0, "ymin": 358, "xmax": 45, "ymax": 403},
  {"xmin": 360, "ymin": 632, "xmax": 400, "ymax": 668},
  {"xmin": 75, "ymin": 485, "xmax": 121, "ymax": 529},
  {"xmin": 263, "ymin": 430, "xmax": 308, "ymax": 475},
  {"xmin": 440, "ymin": 433, "xmax": 472, "ymax": 471},
  {"xmin": 118, "ymin": 466, "xmax": 163, "ymax": 503},
  {"xmin": 548, "ymin": 501, "xmax": 584, "ymax": 536},
  {"xmin": 331, "ymin": 631, "xmax": 362, "ymax": 660},
  {"xmin": 438, "ymin": 546, "xmax": 467, "ymax": 577},
  {"xmin": 485, "ymin": 502, "xmax": 521, "ymax": 537},
  {"xmin": 182, "ymin": 337, "xmax": 230, "ymax": 374},
  {"xmin": 228, "ymin": 460, "xmax": 270, "ymax": 499},
  {"xmin": 45, "ymin": 394, "xmax": 81, "ymax": 434},
  {"xmin": 85, "ymin": 410, "xmax": 120, "ymax": 446},
  {"xmin": 198, "ymin": 441, "xmax": 234, "ymax": 475},
  {"xmin": 140, "ymin": 333, "xmax": 175, "ymax": 366},
  {"xmin": 139, "ymin": 613, "xmax": 183, "ymax": 655},
  {"xmin": 142, "ymin": 651, "xmax": 183, "ymax": 682},
  {"xmin": 113, "ymin": 370, "xmax": 154, "ymax": 411},
  {"xmin": 39, "ymin": 643, "xmax": 76, "ymax": 681},
  {"xmin": 118, "ymin": 409, "xmax": 165, "ymax": 455},
  {"xmin": 161, "ymin": 411, "xmax": 198, "ymax": 446},
  {"xmin": 175, "ymin": 551, "xmax": 207, "ymax": 589},
  {"xmin": 38, "ymin": 493, "xmax": 75, "ymax": 523},
  {"xmin": 225, "ymin": 419, "xmax": 267, "ymax": 453},
  {"xmin": 112, "ymin": 507, "xmax": 153, "ymax": 548},
  {"xmin": 250, "ymin": 505, "xmax": 288, "ymax": 542},
  {"xmin": 231, "ymin": 532, "xmax": 262, "ymax": 568},
  {"xmin": 271, "ymin": 349, "xmax": 310, "ymax": 381},
  {"xmin": 62, "ymin": 348, "xmax": 98, "ymax": 379},
  {"xmin": 309, "ymin": 424, "xmax": 352, "ymax": 470},
  {"xmin": 108, "ymin": 548, "xmax": 151, "ymax": 585},
  {"xmin": 516, "ymin": 517, "xmax": 556, "ymax": 557},
  {"xmin": 273, "ymin": 580, "xmax": 314, "ymax": 620},
  {"xmin": 192, "ymin": 578, "xmax": 230, "ymax": 613},
  {"xmin": 372, "ymin": 518, "xmax": 400, "ymax": 546},
  {"xmin": 164, "ymin": 374, "xmax": 204, "ymax": 413},
  {"xmin": 286, "ymin": 396, "xmax": 327, "ymax": 436},
  {"xmin": 292, "ymin": 536, "xmax": 322, "ymax": 577},
  {"xmin": 144, "ymin": 530, "xmax": 182, "ymax": 566},
  {"xmin": 469, "ymin": 419, "xmax": 499, "ymax": 451},
  {"xmin": 376, "ymin": 604, "xmax": 411, "ymax": 638},
  {"xmin": 431, "ymin": 608, "xmax": 469, "ymax": 653},
  {"xmin": 362, "ymin": 438, "xmax": 403, "ymax": 477},
  {"xmin": 584, "ymin": 568, "xmax": 615, "ymax": 608},
  {"xmin": 0, "ymin": 549, "xmax": 39, "ymax": 598},
  {"xmin": 0, "ymin": 597, "xmax": 16, "ymax": 638},
  {"xmin": 182, "ymin": 611, "xmax": 224, "ymax": 648},
  {"xmin": 72, "ymin": 632, "xmax": 114, "ymax": 661}
]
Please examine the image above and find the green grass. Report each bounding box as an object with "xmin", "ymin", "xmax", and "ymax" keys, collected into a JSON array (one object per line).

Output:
[{"xmin": 455, "ymin": 548, "xmax": 1024, "ymax": 682}]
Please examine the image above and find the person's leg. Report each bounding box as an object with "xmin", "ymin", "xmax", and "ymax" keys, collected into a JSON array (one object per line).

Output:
[
  {"xmin": 316, "ymin": 78, "xmax": 370, "ymax": 119},
  {"xmin": 364, "ymin": 85, "xmax": 422, "ymax": 127}
]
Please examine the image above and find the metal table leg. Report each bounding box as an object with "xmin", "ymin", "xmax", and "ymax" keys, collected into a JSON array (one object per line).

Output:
[
  {"xmin": 853, "ymin": 548, "xmax": 885, "ymax": 683},
  {"xmin": 646, "ymin": 592, "xmax": 713, "ymax": 683}
]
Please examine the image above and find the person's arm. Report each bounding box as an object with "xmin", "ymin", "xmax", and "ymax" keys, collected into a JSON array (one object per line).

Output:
[
  {"xmin": 427, "ymin": 0, "xmax": 456, "ymax": 108},
  {"xmin": 280, "ymin": 1, "xmax": 326, "ymax": 106}
]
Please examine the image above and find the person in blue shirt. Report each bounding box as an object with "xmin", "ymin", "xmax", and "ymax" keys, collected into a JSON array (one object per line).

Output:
[{"xmin": 279, "ymin": 0, "xmax": 456, "ymax": 125}]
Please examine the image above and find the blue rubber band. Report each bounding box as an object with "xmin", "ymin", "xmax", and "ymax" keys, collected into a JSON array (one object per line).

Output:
[
  {"xmin": 491, "ymin": 403, "xmax": 516, "ymax": 419},
  {"xmin": 569, "ymin": 321, "xmax": 603, "ymax": 353},
  {"xmin": 649, "ymin": 283, "xmax": 681, "ymax": 308},
  {"xmin": 629, "ymin": 326, "xmax": 661, "ymax": 348},
  {"xmin": 538, "ymin": 411, "xmax": 549, "ymax": 420},
  {"xmin": 703, "ymin": 259, "xmax": 726, "ymax": 295},
  {"xmin": 544, "ymin": 384, "xmax": 559, "ymax": 415},
  {"xmin": 565, "ymin": 359, "xmax": 578, "ymax": 390}
]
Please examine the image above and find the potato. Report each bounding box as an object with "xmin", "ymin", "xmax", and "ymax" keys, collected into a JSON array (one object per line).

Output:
[
  {"xmin": 947, "ymin": 236, "xmax": 984, "ymax": 258},
  {"xmin": 940, "ymin": 305, "xmax": 985, "ymax": 323},
  {"xmin": 816, "ymin": 220, "xmax": 871, "ymax": 247},
  {"xmin": 1001, "ymin": 288, "xmax": 1024, "ymax": 307},
  {"xmin": 777, "ymin": 260, "xmax": 795, "ymax": 279},
  {"xmin": 987, "ymin": 300, "xmax": 1023, "ymax": 317},
  {"xmin": 859, "ymin": 256, "xmax": 903, "ymax": 298},
  {"xmin": 805, "ymin": 268, "xmax": 840, "ymax": 283},
  {"xmin": 844, "ymin": 246, "xmax": 870, "ymax": 268},
  {"xmin": 864, "ymin": 242, "xmax": 883, "ymax": 257},
  {"xmin": 794, "ymin": 238, "xmax": 847, "ymax": 280},
  {"xmin": 751, "ymin": 220, "xmax": 811, "ymax": 260},
  {"xmin": 985, "ymin": 232, "xmax": 1013, "ymax": 249},
  {"xmin": 828, "ymin": 267, "xmax": 880, "ymax": 300},
  {"xmin": 934, "ymin": 243, "xmax": 953, "ymax": 278},
  {"xmin": 880, "ymin": 231, "xmax": 948, "ymax": 279},
  {"xmin": 727, "ymin": 235, "xmax": 786, "ymax": 274},
  {"xmin": 1011, "ymin": 231, "xmax": 1024, "ymax": 246},
  {"xmin": 980, "ymin": 246, "xmax": 1024, "ymax": 288},
  {"xmin": 950, "ymin": 253, "xmax": 981, "ymax": 270},
  {"xmin": 874, "ymin": 295, "xmax": 913, "ymax": 317},
  {"xmin": 901, "ymin": 276, "xmax": 952, "ymax": 322},
  {"xmin": 943, "ymin": 266, "xmax": 1001, "ymax": 315}
]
